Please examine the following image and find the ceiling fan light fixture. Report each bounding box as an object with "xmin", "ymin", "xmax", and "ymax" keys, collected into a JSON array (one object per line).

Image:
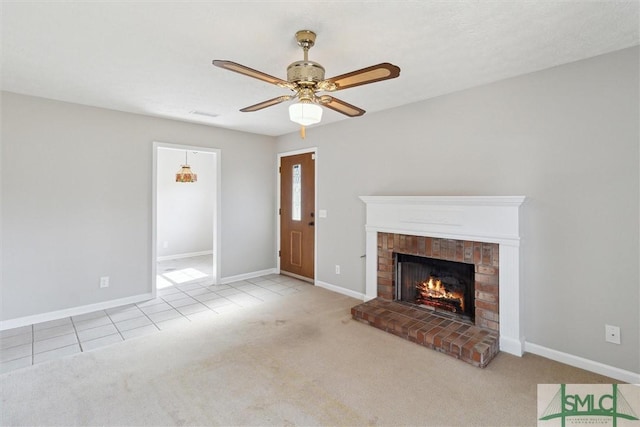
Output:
[{"xmin": 289, "ymin": 101, "xmax": 322, "ymax": 126}]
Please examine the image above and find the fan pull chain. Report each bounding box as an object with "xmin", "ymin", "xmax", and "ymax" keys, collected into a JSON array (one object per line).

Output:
[{"xmin": 300, "ymin": 125, "xmax": 306, "ymax": 139}]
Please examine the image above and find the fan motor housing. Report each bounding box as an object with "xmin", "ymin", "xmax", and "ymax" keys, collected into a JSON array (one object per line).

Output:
[{"xmin": 287, "ymin": 60, "xmax": 325, "ymax": 85}]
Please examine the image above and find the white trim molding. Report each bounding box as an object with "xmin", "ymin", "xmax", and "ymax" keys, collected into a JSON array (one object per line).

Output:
[
  {"xmin": 0, "ymin": 292, "xmax": 154, "ymax": 331},
  {"xmin": 316, "ymin": 280, "xmax": 366, "ymax": 301},
  {"xmin": 220, "ymin": 268, "xmax": 278, "ymax": 285},
  {"xmin": 525, "ymin": 342, "xmax": 640, "ymax": 384},
  {"xmin": 157, "ymin": 250, "xmax": 213, "ymax": 262},
  {"xmin": 360, "ymin": 195, "xmax": 526, "ymax": 356}
]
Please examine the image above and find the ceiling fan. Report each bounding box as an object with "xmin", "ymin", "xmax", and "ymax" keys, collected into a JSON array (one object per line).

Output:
[{"xmin": 213, "ymin": 30, "xmax": 400, "ymax": 136}]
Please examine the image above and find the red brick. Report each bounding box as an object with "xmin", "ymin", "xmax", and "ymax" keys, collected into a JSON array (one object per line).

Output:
[
  {"xmin": 473, "ymin": 243, "xmax": 482, "ymax": 264},
  {"xmin": 475, "ymin": 273, "xmax": 498, "ymax": 286},
  {"xmin": 432, "ymin": 239, "xmax": 441, "ymax": 257},
  {"xmin": 475, "ymin": 299, "xmax": 498, "ymax": 312},
  {"xmin": 417, "ymin": 237, "xmax": 426, "ymax": 255},
  {"xmin": 477, "ymin": 265, "xmax": 497, "ymax": 276},
  {"xmin": 475, "ymin": 282, "xmax": 498, "ymax": 294},
  {"xmin": 475, "ymin": 291, "xmax": 498, "ymax": 304}
]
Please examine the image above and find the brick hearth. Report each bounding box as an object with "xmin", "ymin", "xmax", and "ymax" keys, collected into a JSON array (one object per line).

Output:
[
  {"xmin": 351, "ymin": 299, "xmax": 499, "ymax": 368},
  {"xmin": 352, "ymin": 232, "xmax": 502, "ymax": 368}
]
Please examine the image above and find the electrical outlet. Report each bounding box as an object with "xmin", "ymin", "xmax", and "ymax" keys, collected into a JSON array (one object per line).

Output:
[
  {"xmin": 335, "ymin": 265, "xmax": 341, "ymax": 274},
  {"xmin": 605, "ymin": 324, "xmax": 621, "ymax": 344},
  {"xmin": 100, "ymin": 276, "xmax": 110, "ymax": 288}
]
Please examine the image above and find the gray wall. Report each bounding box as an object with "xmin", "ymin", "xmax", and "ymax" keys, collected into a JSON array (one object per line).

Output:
[
  {"xmin": 1, "ymin": 92, "xmax": 276, "ymax": 320},
  {"xmin": 276, "ymin": 47, "xmax": 639, "ymax": 373}
]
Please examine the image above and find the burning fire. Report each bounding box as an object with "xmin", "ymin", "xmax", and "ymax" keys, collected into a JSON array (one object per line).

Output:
[{"xmin": 416, "ymin": 276, "xmax": 465, "ymax": 313}]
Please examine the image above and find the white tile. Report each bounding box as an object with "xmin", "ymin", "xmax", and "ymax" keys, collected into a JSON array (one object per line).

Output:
[
  {"xmin": 226, "ymin": 293, "xmax": 263, "ymax": 306},
  {"xmin": 0, "ymin": 332, "xmax": 32, "ymax": 350},
  {"xmin": 77, "ymin": 324, "xmax": 119, "ymax": 342},
  {"xmin": 276, "ymin": 287, "xmax": 301, "ymax": 296},
  {"xmin": 157, "ymin": 286, "xmax": 182, "ymax": 296},
  {"xmin": 248, "ymin": 290, "xmax": 283, "ymax": 302},
  {"xmin": 260, "ymin": 283, "xmax": 288, "ymax": 292},
  {"xmin": 139, "ymin": 302, "xmax": 173, "ymax": 315},
  {"xmin": 33, "ymin": 324, "xmax": 76, "ymax": 342},
  {"xmin": 0, "ymin": 343, "xmax": 31, "ymax": 362},
  {"xmin": 108, "ymin": 307, "xmax": 145, "ymax": 323},
  {"xmin": 169, "ymin": 296, "xmax": 198, "ymax": 308},
  {"xmin": 176, "ymin": 282, "xmax": 203, "ymax": 291},
  {"xmin": 73, "ymin": 315, "xmax": 113, "ymax": 331},
  {"xmin": 105, "ymin": 304, "xmax": 137, "ymax": 316},
  {"xmin": 205, "ymin": 284, "xmax": 230, "ymax": 291},
  {"xmin": 186, "ymin": 310, "xmax": 219, "ymax": 322},
  {"xmin": 204, "ymin": 298, "xmax": 235, "ymax": 309},
  {"xmin": 155, "ymin": 317, "xmax": 190, "ymax": 331},
  {"xmin": 194, "ymin": 292, "xmax": 222, "ymax": 303},
  {"xmin": 114, "ymin": 316, "xmax": 153, "ymax": 332},
  {"xmin": 33, "ymin": 318, "xmax": 72, "ymax": 331},
  {"xmin": 228, "ymin": 280, "xmax": 253, "ymax": 288},
  {"xmin": 176, "ymin": 303, "xmax": 209, "ymax": 316},
  {"xmin": 146, "ymin": 309, "xmax": 183, "ymax": 324},
  {"xmin": 81, "ymin": 334, "xmax": 123, "ymax": 352},
  {"xmin": 160, "ymin": 291, "xmax": 190, "ymax": 302},
  {"xmin": 120, "ymin": 324, "xmax": 159, "ymax": 340},
  {"xmin": 33, "ymin": 343, "xmax": 81, "ymax": 364},
  {"xmin": 233, "ymin": 283, "xmax": 262, "ymax": 291},
  {"xmin": 105, "ymin": 303, "xmax": 137, "ymax": 314},
  {"xmin": 184, "ymin": 288, "xmax": 211, "ymax": 297},
  {"xmin": 0, "ymin": 325, "xmax": 32, "ymax": 338},
  {"xmin": 137, "ymin": 297, "xmax": 167, "ymax": 307},
  {"xmin": 0, "ymin": 356, "xmax": 32, "ymax": 374},
  {"xmin": 215, "ymin": 288, "xmax": 243, "ymax": 297},
  {"xmin": 72, "ymin": 310, "xmax": 108, "ymax": 322},
  {"xmin": 33, "ymin": 333, "xmax": 78, "ymax": 354},
  {"xmin": 247, "ymin": 277, "xmax": 272, "ymax": 285}
]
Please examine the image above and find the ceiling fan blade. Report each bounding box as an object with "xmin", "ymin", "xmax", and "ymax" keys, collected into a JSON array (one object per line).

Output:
[
  {"xmin": 213, "ymin": 60, "xmax": 294, "ymax": 89},
  {"xmin": 319, "ymin": 96, "xmax": 365, "ymax": 117},
  {"xmin": 323, "ymin": 63, "xmax": 400, "ymax": 91},
  {"xmin": 240, "ymin": 95, "xmax": 293, "ymax": 112}
]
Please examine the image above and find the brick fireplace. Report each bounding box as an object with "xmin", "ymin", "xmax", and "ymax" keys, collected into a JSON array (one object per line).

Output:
[{"xmin": 352, "ymin": 196, "xmax": 525, "ymax": 367}]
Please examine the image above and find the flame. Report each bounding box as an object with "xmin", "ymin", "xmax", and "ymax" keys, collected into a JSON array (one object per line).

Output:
[{"xmin": 416, "ymin": 276, "xmax": 465, "ymax": 313}]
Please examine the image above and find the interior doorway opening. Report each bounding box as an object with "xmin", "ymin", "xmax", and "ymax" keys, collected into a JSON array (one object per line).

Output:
[{"xmin": 152, "ymin": 142, "xmax": 221, "ymax": 295}]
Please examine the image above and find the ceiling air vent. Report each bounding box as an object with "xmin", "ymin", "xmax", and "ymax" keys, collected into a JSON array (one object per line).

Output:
[{"xmin": 190, "ymin": 110, "xmax": 219, "ymax": 118}]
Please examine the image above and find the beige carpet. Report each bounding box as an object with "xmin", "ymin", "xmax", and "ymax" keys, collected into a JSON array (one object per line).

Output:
[{"xmin": 0, "ymin": 285, "xmax": 616, "ymax": 426}]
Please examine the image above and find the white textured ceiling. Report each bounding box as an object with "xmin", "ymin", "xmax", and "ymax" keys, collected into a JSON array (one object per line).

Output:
[{"xmin": 2, "ymin": 1, "xmax": 638, "ymax": 136}]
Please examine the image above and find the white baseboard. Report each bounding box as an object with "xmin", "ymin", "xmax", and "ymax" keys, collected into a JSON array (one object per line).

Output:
[
  {"xmin": 500, "ymin": 336, "xmax": 525, "ymax": 357},
  {"xmin": 0, "ymin": 292, "xmax": 155, "ymax": 331},
  {"xmin": 157, "ymin": 250, "xmax": 213, "ymax": 262},
  {"xmin": 525, "ymin": 342, "xmax": 640, "ymax": 384},
  {"xmin": 220, "ymin": 268, "xmax": 278, "ymax": 285},
  {"xmin": 315, "ymin": 280, "xmax": 366, "ymax": 300}
]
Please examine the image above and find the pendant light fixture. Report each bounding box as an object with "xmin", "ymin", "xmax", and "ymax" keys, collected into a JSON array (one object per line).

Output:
[{"xmin": 175, "ymin": 151, "xmax": 197, "ymax": 183}]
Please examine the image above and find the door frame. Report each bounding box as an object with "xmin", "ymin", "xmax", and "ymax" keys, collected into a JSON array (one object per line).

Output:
[
  {"xmin": 276, "ymin": 147, "xmax": 318, "ymax": 283},
  {"xmin": 151, "ymin": 141, "xmax": 222, "ymax": 297}
]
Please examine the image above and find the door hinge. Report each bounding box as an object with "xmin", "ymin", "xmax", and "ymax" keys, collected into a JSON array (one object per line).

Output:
[
  {"xmin": 279, "ymin": 166, "xmax": 281, "ymax": 173},
  {"xmin": 279, "ymin": 208, "xmax": 281, "ymax": 215},
  {"xmin": 311, "ymin": 153, "xmax": 316, "ymax": 160},
  {"xmin": 278, "ymin": 250, "xmax": 281, "ymax": 257}
]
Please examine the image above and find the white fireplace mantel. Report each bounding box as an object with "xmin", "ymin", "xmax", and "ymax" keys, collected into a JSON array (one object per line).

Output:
[{"xmin": 360, "ymin": 195, "xmax": 526, "ymax": 356}]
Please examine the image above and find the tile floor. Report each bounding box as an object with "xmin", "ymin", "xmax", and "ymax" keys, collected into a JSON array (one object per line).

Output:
[{"xmin": 0, "ymin": 256, "xmax": 310, "ymax": 374}]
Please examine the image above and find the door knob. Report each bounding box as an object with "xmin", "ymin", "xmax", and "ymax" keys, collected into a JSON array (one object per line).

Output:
[{"xmin": 308, "ymin": 221, "xmax": 315, "ymax": 226}]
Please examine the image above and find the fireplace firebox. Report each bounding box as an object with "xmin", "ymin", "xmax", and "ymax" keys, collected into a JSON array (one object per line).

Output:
[{"xmin": 395, "ymin": 253, "xmax": 475, "ymax": 323}]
